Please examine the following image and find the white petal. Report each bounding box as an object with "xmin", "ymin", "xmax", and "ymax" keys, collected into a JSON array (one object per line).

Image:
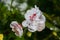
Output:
[
  {"xmin": 12, "ymin": 28, "xmax": 15, "ymax": 32},
  {"xmin": 10, "ymin": 21, "xmax": 18, "ymax": 28},
  {"xmin": 32, "ymin": 19, "xmax": 45, "ymax": 32},
  {"xmin": 28, "ymin": 28, "xmax": 35, "ymax": 32},
  {"xmin": 15, "ymin": 33, "xmax": 19, "ymax": 36},
  {"xmin": 42, "ymin": 15, "xmax": 46, "ymax": 22},
  {"xmin": 37, "ymin": 23, "xmax": 45, "ymax": 32},
  {"xmin": 10, "ymin": 24, "xmax": 14, "ymax": 28},
  {"xmin": 25, "ymin": 7, "xmax": 37, "ymax": 20},
  {"xmin": 22, "ymin": 20, "xmax": 28, "ymax": 27},
  {"xmin": 14, "ymin": 27, "xmax": 23, "ymax": 37},
  {"xmin": 19, "ymin": 30, "xmax": 23, "ymax": 37},
  {"xmin": 17, "ymin": 28, "xmax": 23, "ymax": 37},
  {"xmin": 35, "ymin": 5, "xmax": 42, "ymax": 17},
  {"xmin": 25, "ymin": 10, "xmax": 34, "ymax": 20},
  {"xmin": 39, "ymin": 15, "xmax": 46, "ymax": 22},
  {"xmin": 28, "ymin": 25, "xmax": 37, "ymax": 32}
]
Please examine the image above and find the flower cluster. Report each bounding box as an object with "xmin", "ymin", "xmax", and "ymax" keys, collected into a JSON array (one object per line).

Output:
[
  {"xmin": 22, "ymin": 5, "xmax": 46, "ymax": 32},
  {"xmin": 10, "ymin": 5, "xmax": 46, "ymax": 37}
]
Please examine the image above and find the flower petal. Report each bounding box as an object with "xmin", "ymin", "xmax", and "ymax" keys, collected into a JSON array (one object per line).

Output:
[
  {"xmin": 22, "ymin": 20, "xmax": 28, "ymax": 27},
  {"xmin": 37, "ymin": 23, "xmax": 45, "ymax": 32},
  {"xmin": 10, "ymin": 21, "xmax": 23, "ymax": 37},
  {"xmin": 28, "ymin": 25, "xmax": 37, "ymax": 32}
]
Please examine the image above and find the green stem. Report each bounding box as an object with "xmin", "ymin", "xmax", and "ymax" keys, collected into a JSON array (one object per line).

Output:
[{"xmin": 34, "ymin": 32, "xmax": 37, "ymax": 40}]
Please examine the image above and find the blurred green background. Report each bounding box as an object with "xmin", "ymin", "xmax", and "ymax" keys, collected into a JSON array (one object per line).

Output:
[{"xmin": 0, "ymin": 0, "xmax": 60, "ymax": 40}]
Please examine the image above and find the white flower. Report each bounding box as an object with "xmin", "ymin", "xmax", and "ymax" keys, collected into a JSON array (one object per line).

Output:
[
  {"xmin": 12, "ymin": 1, "xmax": 18, "ymax": 7},
  {"xmin": 18, "ymin": 2, "xmax": 28, "ymax": 11},
  {"xmin": 1, "ymin": 0, "xmax": 11, "ymax": 5},
  {"xmin": 2, "ymin": 0, "xmax": 18, "ymax": 6},
  {"xmin": 1, "ymin": 0, "xmax": 18, "ymax": 11},
  {"xmin": 10, "ymin": 21, "xmax": 23, "ymax": 37},
  {"xmin": 22, "ymin": 5, "xmax": 46, "ymax": 32},
  {"xmin": 25, "ymin": 5, "xmax": 42, "ymax": 20}
]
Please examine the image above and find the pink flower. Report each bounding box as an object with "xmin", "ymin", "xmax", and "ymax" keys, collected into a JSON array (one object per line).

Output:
[{"xmin": 10, "ymin": 21, "xmax": 23, "ymax": 37}]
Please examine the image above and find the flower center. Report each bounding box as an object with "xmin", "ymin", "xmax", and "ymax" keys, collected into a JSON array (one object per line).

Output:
[{"xmin": 29, "ymin": 13, "xmax": 36, "ymax": 21}]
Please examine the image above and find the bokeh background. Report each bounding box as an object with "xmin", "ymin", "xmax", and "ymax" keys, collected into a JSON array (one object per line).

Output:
[{"xmin": 0, "ymin": 0, "xmax": 60, "ymax": 40}]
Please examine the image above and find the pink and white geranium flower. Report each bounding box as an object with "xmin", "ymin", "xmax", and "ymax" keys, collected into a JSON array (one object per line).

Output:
[
  {"xmin": 22, "ymin": 5, "xmax": 46, "ymax": 32},
  {"xmin": 10, "ymin": 21, "xmax": 23, "ymax": 37}
]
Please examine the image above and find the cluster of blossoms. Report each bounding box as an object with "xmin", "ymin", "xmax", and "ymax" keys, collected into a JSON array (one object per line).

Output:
[
  {"xmin": 1, "ymin": 0, "xmax": 28, "ymax": 11},
  {"xmin": 10, "ymin": 5, "xmax": 46, "ymax": 37}
]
